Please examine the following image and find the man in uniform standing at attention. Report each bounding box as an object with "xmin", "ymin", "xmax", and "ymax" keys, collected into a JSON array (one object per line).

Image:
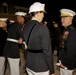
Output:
[
  {"xmin": 3, "ymin": 12, "xmax": 26, "ymax": 75},
  {"xmin": 56, "ymin": 9, "xmax": 76, "ymax": 75},
  {"xmin": 23, "ymin": 2, "xmax": 55, "ymax": 75}
]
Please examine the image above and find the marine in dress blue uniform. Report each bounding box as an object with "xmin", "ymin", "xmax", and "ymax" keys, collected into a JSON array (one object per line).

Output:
[
  {"xmin": 56, "ymin": 8, "xmax": 76, "ymax": 75},
  {"xmin": 3, "ymin": 12, "xmax": 27, "ymax": 75}
]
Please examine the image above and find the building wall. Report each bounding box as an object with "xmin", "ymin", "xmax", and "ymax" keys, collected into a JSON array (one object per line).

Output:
[{"xmin": 0, "ymin": 0, "xmax": 31, "ymax": 21}]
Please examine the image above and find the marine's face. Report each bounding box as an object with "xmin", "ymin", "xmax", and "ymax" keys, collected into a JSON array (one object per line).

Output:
[
  {"xmin": 16, "ymin": 16, "xmax": 25, "ymax": 24},
  {"xmin": 61, "ymin": 16, "xmax": 73, "ymax": 27},
  {"xmin": 53, "ymin": 23, "xmax": 58, "ymax": 27},
  {"xmin": 0, "ymin": 21, "xmax": 7, "ymax": 28}
]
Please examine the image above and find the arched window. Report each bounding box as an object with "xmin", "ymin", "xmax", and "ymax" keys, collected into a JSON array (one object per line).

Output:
[{"xmin": 2, "ymin": 2, "xmax": 8, "ymax": 14}]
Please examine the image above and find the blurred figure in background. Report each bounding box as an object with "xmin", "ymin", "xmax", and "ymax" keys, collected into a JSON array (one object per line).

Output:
[
  {"xmin": 43, "ymin": 21, "xmax": 47, "ymax": 26},
  {"xmin": 51, "ymin": 22, "xmax": 62, "ymax": 56},
  {"xmin": 0, "ymin": 18, "xmax": 7, "ymax": 75}
]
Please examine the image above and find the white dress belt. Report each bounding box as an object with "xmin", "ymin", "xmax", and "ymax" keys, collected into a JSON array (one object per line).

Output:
[
  {"xmin": 7, "ymin": 38, "xmax": 27, "ymax": 49},
  {"xmin": 7, "ymin": 38, "xmax": 18, "ymax": 43}
]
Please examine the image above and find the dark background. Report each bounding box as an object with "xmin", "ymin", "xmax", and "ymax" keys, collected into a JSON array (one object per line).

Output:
[{"xmin": 10, "ymin": 0, "xmax": 76, "ymax": 22}]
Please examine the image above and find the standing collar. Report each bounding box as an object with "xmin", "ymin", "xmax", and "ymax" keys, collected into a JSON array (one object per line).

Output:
[
  {"xmin": 65, "ymin": 24, "xmax": 73, "ymax": 30},
  {"xmin": 31, "ymin": 17, "xmax": 40, "ymax": 22}
]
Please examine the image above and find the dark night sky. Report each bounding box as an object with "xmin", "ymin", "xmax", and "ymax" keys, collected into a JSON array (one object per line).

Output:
[{"xmin": 8, "ymin": 0, "xmax": 76, "ymax": 22}]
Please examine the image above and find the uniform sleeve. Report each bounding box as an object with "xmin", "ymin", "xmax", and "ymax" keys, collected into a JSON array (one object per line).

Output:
[
  {"xmin": 17, "ymin": 25, "xmax": 23, "ymax": 38},
  {"xmin": 40, "ymin": 25, "xmax": 55, "ymax": 74},
  {"xmin": 66, "ymin": 30, "xmax": 76, "ymax": 67},
  {"xmin": 22, "ymin": 26, "xmax": 28, "ymax": 50}
]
